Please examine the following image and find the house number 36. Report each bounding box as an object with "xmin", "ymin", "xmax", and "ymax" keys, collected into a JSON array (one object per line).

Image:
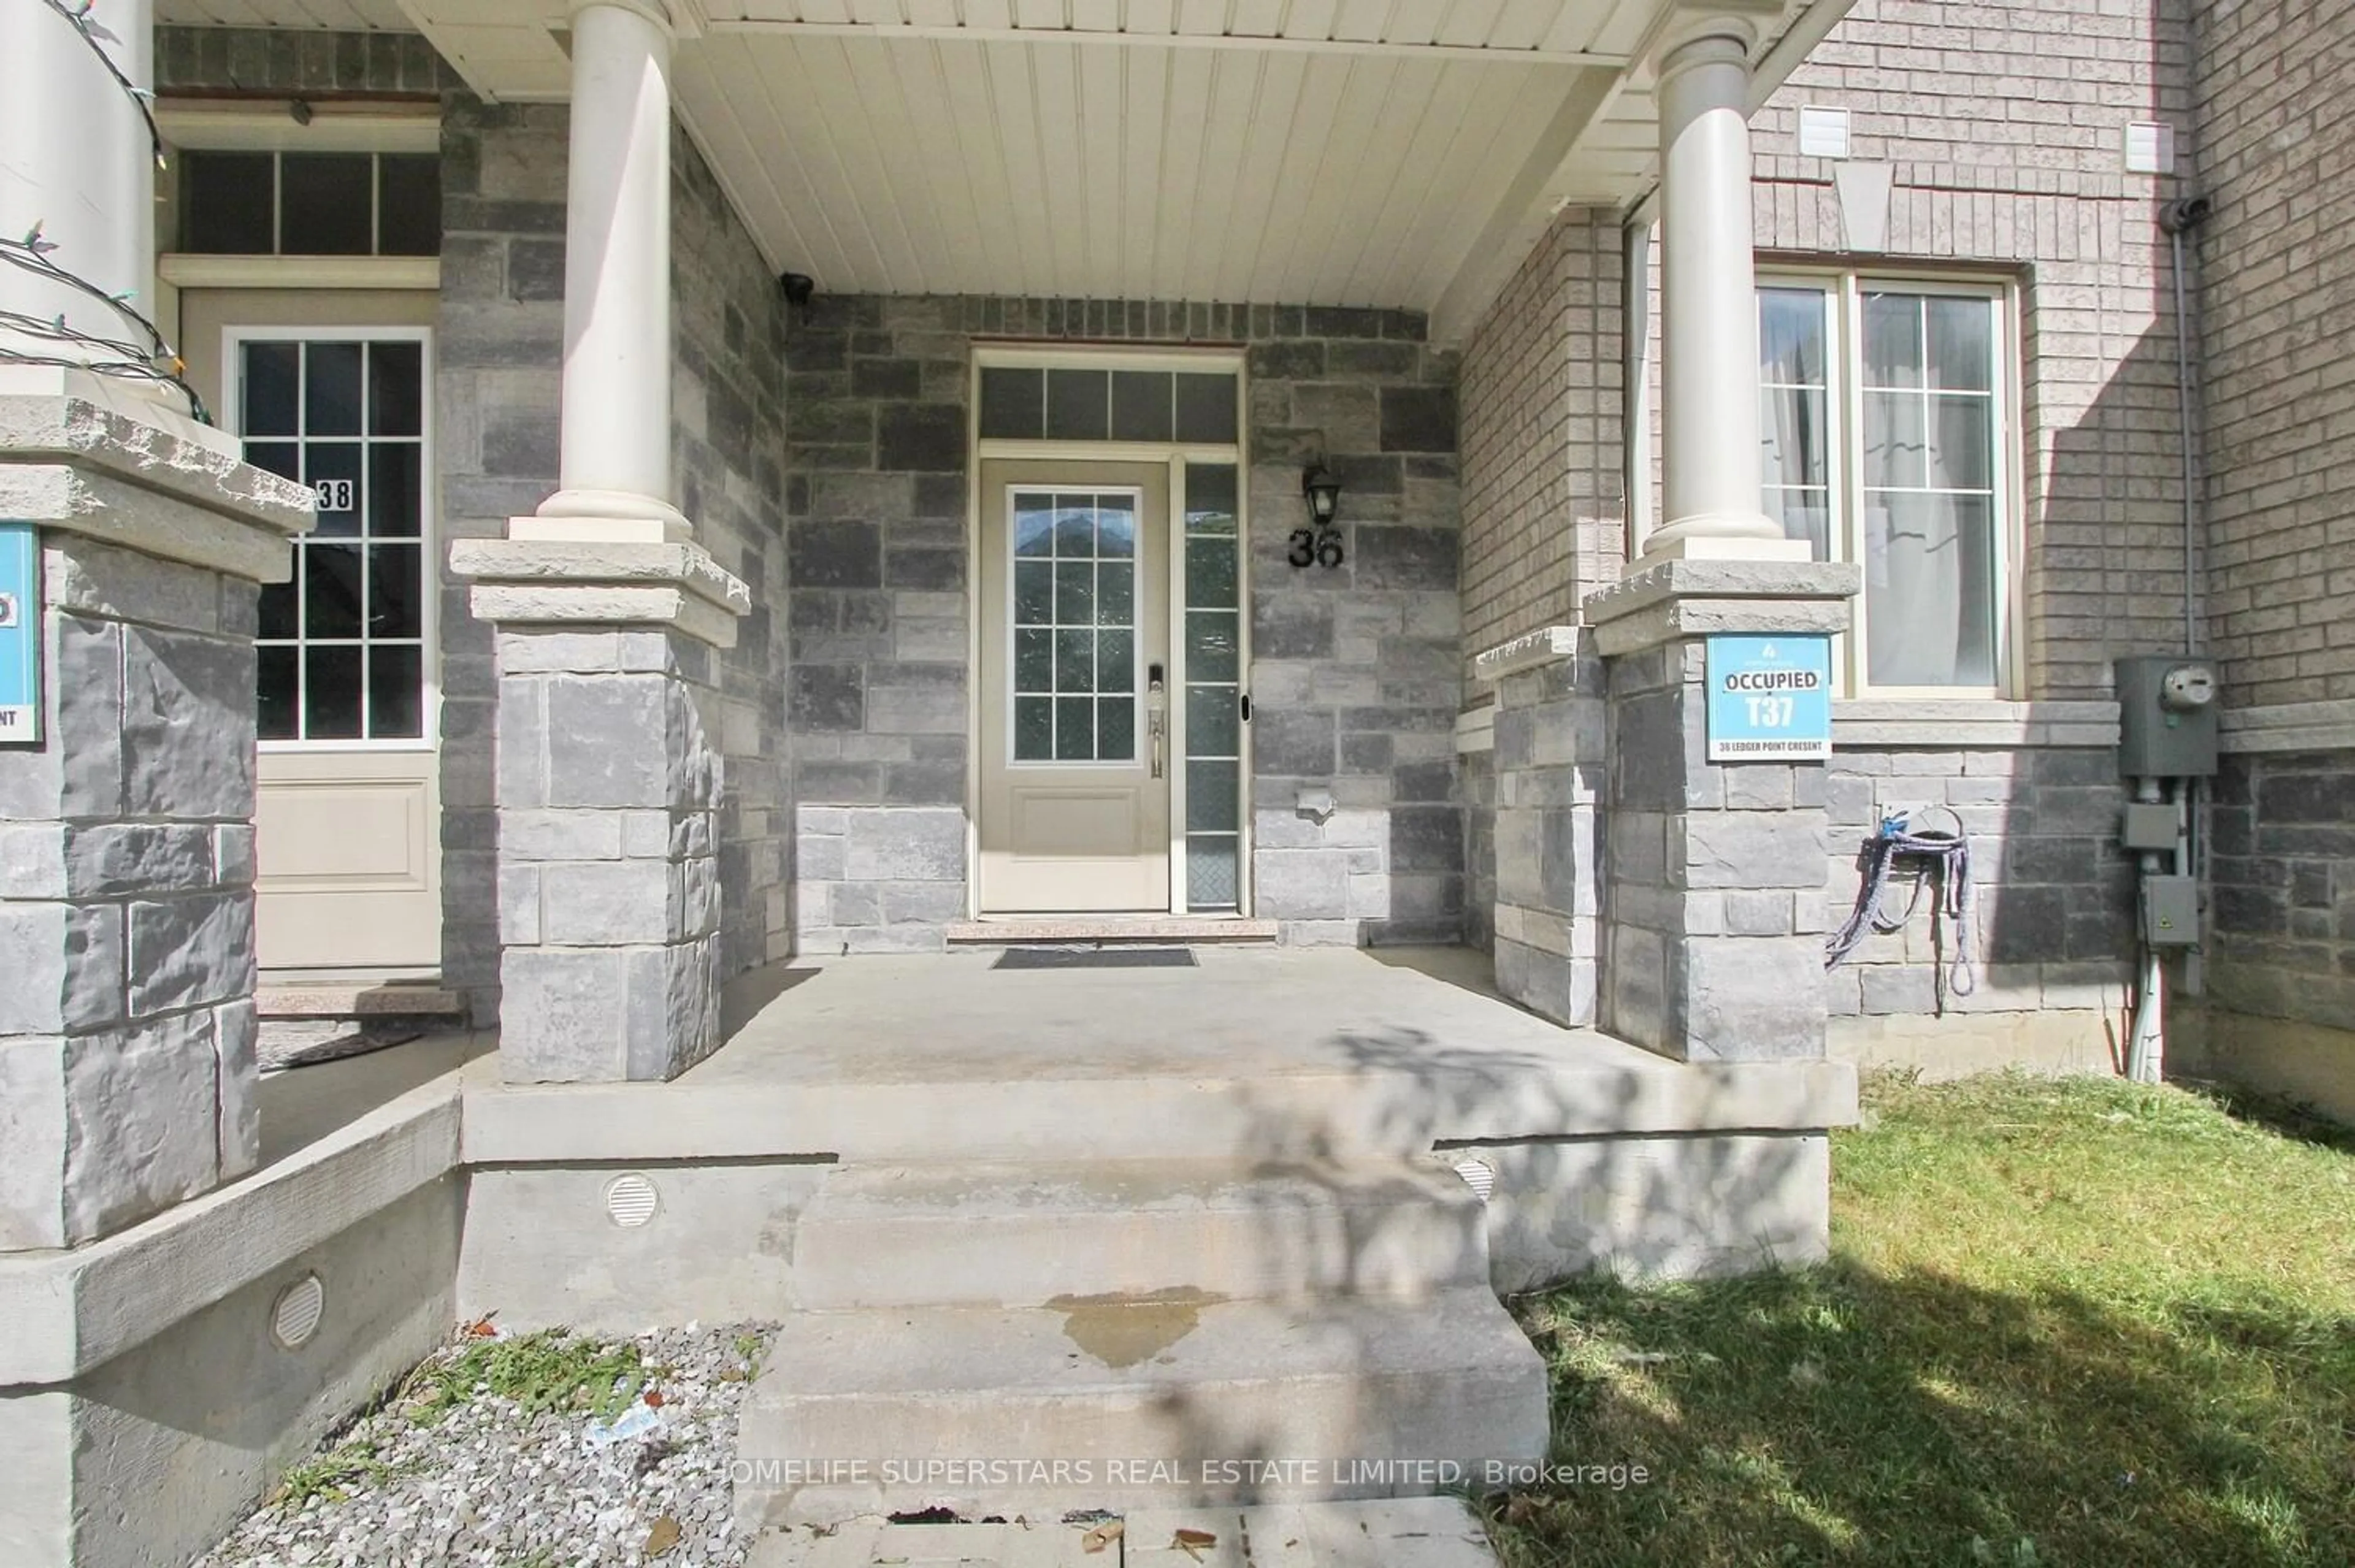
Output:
[{"xmin": 1287, "ymin": 527, "xmax": 1344, "ymax": 569}]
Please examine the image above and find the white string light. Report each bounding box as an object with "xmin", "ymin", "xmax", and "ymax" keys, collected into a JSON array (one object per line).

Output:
[{"xmin": 2, "ymin": 1, "xmax": 209, "ymax": 422}]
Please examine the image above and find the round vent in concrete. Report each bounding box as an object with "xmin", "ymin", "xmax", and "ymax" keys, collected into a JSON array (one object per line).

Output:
[
  {"xmin": 1452, "ymin": 1157, "xmax": 1497, "ymax": 1204},
  {"xmin": 270, "ymin": 1273, "xmax": 326, "ymax": 1349},
  {"xmin": 604, "ymin": 1172, "xmax": 661, "ymax": 1228}
]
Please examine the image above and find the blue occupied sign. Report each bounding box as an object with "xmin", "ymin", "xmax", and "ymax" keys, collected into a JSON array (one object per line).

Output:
[
  {"xmin": 0, "ymin": 522, "xmax": 36, "ymax": 744},
  {"xmin": 1706, "ymin": 635, "xmax": 1831, "ymax": 761}
]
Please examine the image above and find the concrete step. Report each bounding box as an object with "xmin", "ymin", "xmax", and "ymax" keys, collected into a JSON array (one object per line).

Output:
[
  {"xmin": 794, "ymin": 1157, "xmax": 1490, "ymax": 1309},
  {"xmin": 746, "ymin": 1497, "xmax": 1502, "ymax": 1566},
  {"xmin": 733, "ymin": 1288, "xmax": 1548, "ymax": 1528}
]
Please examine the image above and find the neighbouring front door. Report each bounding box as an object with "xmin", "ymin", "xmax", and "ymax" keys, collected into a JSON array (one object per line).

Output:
[
  {"xmin": 183, "ymin": 291, "xmax": 443, "ymax": 977},
  {"xmin": 976, "ymin": 459, "xmax": 1171, "ymax": 912}
]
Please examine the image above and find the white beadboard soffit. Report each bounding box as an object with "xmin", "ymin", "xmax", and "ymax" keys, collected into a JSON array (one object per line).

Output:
[{"xmin": 169, "ymin": 0, "xmax": 1840, "ymax": 340}]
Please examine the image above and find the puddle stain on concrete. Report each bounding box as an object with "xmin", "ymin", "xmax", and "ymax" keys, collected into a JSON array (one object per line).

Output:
[{"xmin": 1047, "ymin": 1287, "xmax": 1225, "ymax": 1368}]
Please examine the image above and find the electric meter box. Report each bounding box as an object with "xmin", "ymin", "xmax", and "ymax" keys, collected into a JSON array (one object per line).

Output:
[{"xmin": 2116, "ymin": 656, "xmax": 2219, "ymax": 778}]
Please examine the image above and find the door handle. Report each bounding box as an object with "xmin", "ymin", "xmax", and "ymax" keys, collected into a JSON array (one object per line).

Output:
[{"xmin": 1146, "ymin": 664, "xmax": 1166, "ymax": 779}]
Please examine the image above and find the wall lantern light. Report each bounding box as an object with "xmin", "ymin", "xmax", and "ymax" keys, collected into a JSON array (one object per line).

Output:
[{"xmin": 1291, "ymin": 461, "xmax": 1346, "ymax": 569}]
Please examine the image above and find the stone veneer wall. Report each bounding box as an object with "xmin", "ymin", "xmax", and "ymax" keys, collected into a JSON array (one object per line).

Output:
[
  {"xmin": 0, "ymin": 539, "xmax": 266, "ymax": 1247},
  {"xmin": 671, "ymin": 128, "xmax": 794, "ymax": 979},
  {"xmin": 785, "ymin": 297, "xmax": 1463, "ymax": 950},
  {"xmin": 435, "ymin": 98, "xmax": 792, "ymax": 1015},
  {"xmin": 156, "ymin": 23, "xmax": 451, "ymax": 94},
  {"xmin": 1823, "ymin": 743, "xmax": 2134, "ymax": 1071},
  {"xmin": 1751, "ymin": 0, "xmax": 2200, "ymax": 700},
  {"xmin": 2196, "ymin": 751, "xmax": 2355, "ymax": 1114}
]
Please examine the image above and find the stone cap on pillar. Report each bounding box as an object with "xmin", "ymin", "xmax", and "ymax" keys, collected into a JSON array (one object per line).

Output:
[
  {"xmin": 1580, "ymin": 557, "xmax": 1861, "ymax": 657},
  {"xmin": 450, "ymin": 535, "xmax": 754, "ymax": 649},
  {"xmin": 0, "ymin": 381, "xmax": 316, "ymax": 583}
]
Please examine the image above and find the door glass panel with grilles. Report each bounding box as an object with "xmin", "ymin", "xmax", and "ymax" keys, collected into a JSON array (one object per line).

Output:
[{"xmin": 978, "ymin": 460, "xmax": 1171, "ymax": 912}]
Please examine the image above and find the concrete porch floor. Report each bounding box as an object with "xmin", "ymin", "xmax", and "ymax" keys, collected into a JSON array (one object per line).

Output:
[{"xmin": 461, "ymin": 946, "xmax": 1857, "ymax": 1168}]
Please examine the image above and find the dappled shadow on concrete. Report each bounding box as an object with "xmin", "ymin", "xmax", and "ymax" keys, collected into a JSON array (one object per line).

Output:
[{"xmin": 1485, "ymin": 1262, "xmax": 2354, "ymax": 1567}]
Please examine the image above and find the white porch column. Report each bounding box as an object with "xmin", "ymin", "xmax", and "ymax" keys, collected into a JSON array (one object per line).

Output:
[
  {"xmin": 0, "ymin": 0, "xmax": 155, "ymax": 377},
  {"xmin": 516, "ymin": 0, "xmax": 692, "ymax": 543},
  {"xmin": 1641, "ymin": 6, "xmax": 1804, "ymax": 563}
]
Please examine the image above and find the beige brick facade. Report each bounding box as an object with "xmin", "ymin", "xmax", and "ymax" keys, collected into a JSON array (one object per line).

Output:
[
  {"xmin": 2187, "ymin": 0, "xmax": 2355, "ymax": 705},
  {"xmin": 1455, "ymin": 208, "xmax": 1625, "ymax": 680},
  {"xmin": 1752, "ymin": 0, "xmax": 2200, "ymax": 700}
]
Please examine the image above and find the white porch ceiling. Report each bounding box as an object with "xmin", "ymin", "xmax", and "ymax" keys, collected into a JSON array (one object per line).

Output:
[{"xmin": 160, "ymin": 0, "xmax": 1845, "ymax": 341}]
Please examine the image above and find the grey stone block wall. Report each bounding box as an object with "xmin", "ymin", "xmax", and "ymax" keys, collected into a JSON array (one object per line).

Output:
[
  {"xmin": 673, "ymin": 127, "xmax": 793, "ymax": 978},
  {"xmin": 434, "ymin": 94, "xmax": 570, "ymax": 1020},
  {"xmin": 2205, "ymin": 749, "xmax": 2355, "ymax": 1030},
  {"xmin": 1461, "ymin": 744, "xmax": 1496, "ymax": 953},
  {"xmin": 155, "ymin": 25, "xmax": 456, "ymax": 96},
  {"xmin": 437, "ymin": 96, "xmax": 792, "ymax": 1011},
  {"xmin": 1485, "ymin": 646, "xmax": 1607, "ymax": 1026},
  {"xmin": 785, "ymin": 296, "xmax": 1462, "ymax": 950},
  {"xmin": 1599, "ymin": 642, "xmax": 1831, "ymax": 1062},
  {"xmin": 490, "ymin": 630, "xmax": 725, "ymax": 1082},
  {"xmin": 0, "ymin": 537, "xmax": 264, "ymax": 1250},
  {"xmin": 1823, "ymin": 746, "xmax": 2135, "ymax": 1022}
]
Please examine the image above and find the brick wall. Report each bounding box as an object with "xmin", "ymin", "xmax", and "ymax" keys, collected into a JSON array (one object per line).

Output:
[
  {"xmin": 2188, "ymin": 0, "xmax": 2355, "ymax": 706},
  {"xmin": 1752, "ymin": 0, "xmax": 2199, "ymax": 700},
  {"xmin": 784, "ymin": 297, "xmax": 1463, "ymax": 950},
  {"xmin": 1456, "ymin": 208, "xmax": 1626, "ymax": 682},
  {"xmin": 2185, "ymin": 0, "xmax": 2355, "ymax": 1111}
]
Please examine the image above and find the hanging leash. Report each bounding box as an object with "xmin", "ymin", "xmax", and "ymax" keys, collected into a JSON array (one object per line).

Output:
[{"xmin": 1825, "ymin": 806, "xmax": 1977, "ymax": 1011}]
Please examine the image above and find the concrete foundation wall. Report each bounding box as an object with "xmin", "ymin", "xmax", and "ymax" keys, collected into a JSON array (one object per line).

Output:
[
  {"xmin": 0, "ymin": 1176, "xmax": 462, "ymax": 1568},
  {"xmin": 785, "ymin": 297, "xmax": 1464, "ymax": 950},
  {"xmin": 458, "ymin": 1160, "xmax": 833, "ymax": 1331},
  {"xmin": 1455, "ymin": 1133, "xmax": 1831, "ymax": 1291}
]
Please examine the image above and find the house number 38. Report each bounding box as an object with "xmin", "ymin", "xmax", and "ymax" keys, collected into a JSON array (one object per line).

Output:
[{"xmin": 313, "ymin": 478, "xmax": 355, "ymax": 513}]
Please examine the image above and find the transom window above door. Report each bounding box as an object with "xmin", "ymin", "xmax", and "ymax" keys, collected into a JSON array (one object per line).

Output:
[
  {"xmin": 232, "ymin": 333, "xmax": 433, "ymax": 743},
  {"xmin": 980, "ymin": 365, "xmax": 1238, "ymax": 444},
  {"xmin": 1758, "ymin": 274, "xmax": 2015, "ymax": 695}
]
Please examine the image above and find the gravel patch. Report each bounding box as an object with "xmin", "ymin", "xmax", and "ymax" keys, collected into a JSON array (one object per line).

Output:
[{"xmin": 196, "ymin": 1323, "xmax": 776, "ymax": 1568}]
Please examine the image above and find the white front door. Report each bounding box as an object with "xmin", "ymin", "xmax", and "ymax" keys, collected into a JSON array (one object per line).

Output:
[
  {"xmin": 185, "ymin": 291, "xmax": 443, "ymax": 976},
  {"xmin": 976, "ymin": 459, "xmax": 1172, "ymax": 912}
]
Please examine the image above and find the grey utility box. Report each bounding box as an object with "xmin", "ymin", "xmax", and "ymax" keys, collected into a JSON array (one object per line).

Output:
[
  {"xmin": 2116, "ymin": 656, "xmax": 2220, "ymax": 778},
  {"xmin": 2142, "ymin": 874, "xmax": 2201, "ymax": 947}
]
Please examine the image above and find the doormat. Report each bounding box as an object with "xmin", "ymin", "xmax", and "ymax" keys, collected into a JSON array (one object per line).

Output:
[{"xmin": 993, "ymin": 946, "xmax": 1197, "ymax": 969}]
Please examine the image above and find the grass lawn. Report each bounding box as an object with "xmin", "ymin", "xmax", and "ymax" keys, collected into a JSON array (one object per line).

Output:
[{"xmin": 1487, "ymin": 1072, "xmax": 2355, "ymax": 1567}]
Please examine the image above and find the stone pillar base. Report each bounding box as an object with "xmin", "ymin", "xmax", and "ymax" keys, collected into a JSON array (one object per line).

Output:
[
  {"xmin": 1474, "ymin": 628, "xmax": 1606, "ymax": 1027},
  {"xmin": 454, "ymin": 535, "xmax": 752, "ymax": 1083},
  {"xmin": 0, "ymin": 388, "xmax": 311, "ymax": 1249},
  {"xmin": 1583, "ymin": 560, "xmax": 1860, "ymax": 1063}
]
